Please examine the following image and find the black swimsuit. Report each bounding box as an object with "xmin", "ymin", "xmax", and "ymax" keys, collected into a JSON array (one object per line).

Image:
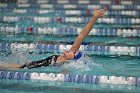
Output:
[{"xmin": 19, "ymin": 55, "xmax": 59, "ymax": 69}]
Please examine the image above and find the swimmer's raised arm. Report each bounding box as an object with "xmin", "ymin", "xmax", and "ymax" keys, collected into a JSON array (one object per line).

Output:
[{"xmin": 70, "ymin": 8, "xmax": 107, "ymax": 51}]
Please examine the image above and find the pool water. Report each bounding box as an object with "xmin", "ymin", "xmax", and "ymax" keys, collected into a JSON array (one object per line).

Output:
[{"xmin": 0, "ymin": 0, "xmax": 140, "ymax": 93}]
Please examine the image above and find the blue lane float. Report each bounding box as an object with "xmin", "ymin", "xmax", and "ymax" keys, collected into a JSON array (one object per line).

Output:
[
  {"xmin": 0, "ymin": 71, "xmax": 30, "ymax": 80},
  {"xmin": 0, "ymin": 26, "xmax": 140, "ymax": 37},
  {"xmin": 16, "ymin": 0, "xmax": 140, "ymax": 5},
  {"xmin": 136, "ymin": 77, "xmax": 140, "ymax": 86},
  {"xmin": 0, "ymin": 9, "xmax": 139, "ymax": 17},
  {"xmin": 0, "ymin": 71, "xmax": 139, "ymax": 86},
  {"xmin": 65, "ymin": 74, "xmax": 98, "ymax": 83},
  {"xmin": 1, "ymin": 0, "xmax": 140, "ymax": 9},
  {"xmin": 0, "ymin": 43, "xmax": 140, "ymax": 57},
  {"xmin": 1, "ymin": 3, "xmax": 140, "ymax": 10},
  {"xmin": 0, "ymin": 16, "xmax": 140, "ymax": 25}
]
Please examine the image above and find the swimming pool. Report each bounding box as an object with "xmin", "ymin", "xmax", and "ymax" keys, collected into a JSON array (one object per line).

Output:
[{"xmin": 0, "ymin": 0, "xmax": 140, "ymax": 93}]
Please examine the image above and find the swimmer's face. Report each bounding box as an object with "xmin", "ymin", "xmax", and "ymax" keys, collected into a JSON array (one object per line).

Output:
[{"xmin": 63, "ymin": 50, "xmax": 75, "ymax": 60}]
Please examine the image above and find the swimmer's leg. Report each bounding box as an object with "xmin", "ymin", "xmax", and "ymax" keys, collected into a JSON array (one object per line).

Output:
[{"xmin": 0, "ymin": 64, "xmax": 21, "ymax": 70}]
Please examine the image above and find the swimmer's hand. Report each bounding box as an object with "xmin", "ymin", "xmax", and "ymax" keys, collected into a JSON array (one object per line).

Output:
[{"xmin": 93, "ymin": 8, "xmax": 107, "ymax": 18}]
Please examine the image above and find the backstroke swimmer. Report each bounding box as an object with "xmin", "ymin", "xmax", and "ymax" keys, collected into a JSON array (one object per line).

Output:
[{"xmin": 2, "ymin": 8, "xmax": 107, "ymax": 70}]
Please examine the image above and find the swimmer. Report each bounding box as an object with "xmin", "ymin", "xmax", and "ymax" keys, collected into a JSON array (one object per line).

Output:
[{"xmin": 1, "ymin": 8, "xmax": 107, "ymax": 70}]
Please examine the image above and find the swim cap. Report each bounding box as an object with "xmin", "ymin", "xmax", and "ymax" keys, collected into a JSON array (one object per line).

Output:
[{"xmin": 74, "ymin": 51, "xmax": 83, "ymax": 60}]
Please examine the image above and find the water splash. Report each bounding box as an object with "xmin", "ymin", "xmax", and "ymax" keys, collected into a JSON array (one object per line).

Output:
[
  {"xmin": 0, "ymin": 45, "xmax": 29, "ymax": 65},
  {"xmin": 62, "ymin": 55, "xmax": 92, "ymax": 72},
  {"xmin": 61, "ymin": 54, "xmax": 118, "ymax": 75}
]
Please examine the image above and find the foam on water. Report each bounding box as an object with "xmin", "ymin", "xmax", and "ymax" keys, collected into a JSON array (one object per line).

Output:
[
  {"xmin": 0, "ymin": 48, "xmax": 29, "ymax": 66},
  {"xmin": 61, "ymin": 55, "xmax": 92, "ymax": 72},
  {"xmin": 61, "ymin": 54, "xmax": 119, "ymax": 75}
]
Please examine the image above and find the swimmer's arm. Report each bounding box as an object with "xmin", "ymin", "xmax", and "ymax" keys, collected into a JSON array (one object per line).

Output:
[{"xmin": 70, "ymin": 8, "xmax": 107, "ymax": 51}]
